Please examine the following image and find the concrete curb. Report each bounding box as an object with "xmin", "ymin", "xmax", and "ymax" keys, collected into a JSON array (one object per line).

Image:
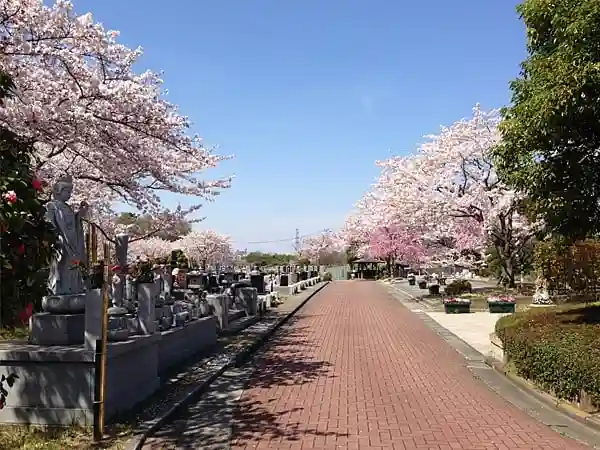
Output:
[
  {"xmin": 485, "ymin": 357, "xmax": 600, "ymax": 433},
  {"xmin": 126, "ymin": 281, "xmax": 330, "ymax": 450}
]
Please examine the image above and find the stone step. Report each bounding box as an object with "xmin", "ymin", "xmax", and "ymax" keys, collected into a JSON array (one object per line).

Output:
[
  {"xmin": 219, "ymin": 314, "xmax": 262, "ymax": 337},
  {"xmin": 227, "ymin": 308, "xmax": 246, "ymax": 322}
]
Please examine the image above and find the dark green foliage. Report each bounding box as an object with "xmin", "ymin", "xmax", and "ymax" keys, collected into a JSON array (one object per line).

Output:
[
  {"xmin": 115, "ymin": 212, "xmax": 191, "ymax": 242},
  {"xmin": 167, "ymin": 249, "xmax": 189, "ymax": 269},
  {"xmin": 493, "ymin": 0, "xmax": 600, "ymax": 239},
  {"xmin": 496, "ymin": 305, "xmax": 600, "ymax": 409},
  {"xmin": 444, "ymin": 279, "xmax": 472, "ymax": 296},
  {"xmin": 0, "ymin": 72, "xmax": 57, "ymax": 326},
  {"xmin": 244, "ymin": 252, "xmax": 294, "ymax": 267}
]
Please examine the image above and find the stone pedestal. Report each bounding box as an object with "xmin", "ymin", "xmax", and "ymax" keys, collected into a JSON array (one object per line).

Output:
[
  {"xmin": 30, "ymin": 292, "xmax": 88, "ymax": 345},
  {"xmin": 84, "ymin": 288, "xmax": 103, "ymax": 350},
  {"xmin": 42, "ymin": 293, "xmax": 86, "ymax": 314},
  {"xmin": 206, "ymin": 294, "xmax": 229, "ymax": 330},
  {"xmin": 30, "ymin": 313, "xmax": 85, "ymax": 346}
]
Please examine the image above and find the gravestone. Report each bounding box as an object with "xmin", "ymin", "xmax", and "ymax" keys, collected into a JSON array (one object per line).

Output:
[
  {"xmin": 250, "ymin": 274, "xmax": 265, "ymax": 294},
  {"xmin": 280, "ymin": 274, "xmax": 289, "ymax": 287}
]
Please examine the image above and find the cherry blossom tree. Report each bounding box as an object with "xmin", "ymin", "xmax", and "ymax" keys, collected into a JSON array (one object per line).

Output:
[
  {"xmin": 300, "ymin": 230, "xmax": 340, "ymax": 265},
  {"xmin": 368, "ymin": 106, "xmax": 536, "ymax": 286},
  {"xmin": 176, "ymin": 230, "xmax": 233, "ymax": 270},
  {"xmin": 368, "ymin": 224, "xmax": 426, "ymax": 276},
  {"xmin": 0, "ymin": 0, "xmax": 231, "ymax": 236},
  {"xmin": 128, "ymin": 237, "xmax": 174, "ymax": 262}
]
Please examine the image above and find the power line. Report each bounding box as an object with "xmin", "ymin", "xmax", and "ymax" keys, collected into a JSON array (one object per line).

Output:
[{"xmin": 241, "ymin": 229, "xmax": 328, "ymax": 245}]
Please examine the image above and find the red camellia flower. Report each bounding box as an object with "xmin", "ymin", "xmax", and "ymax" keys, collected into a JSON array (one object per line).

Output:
[
  {"xmin": 111, "ymin": 265, "xmax": 121, "ymax": 272},
  {"xmin": 16, "ymin": 244, "xmax": 25, "ymax": 255},
  {"xmin": 19, "ymin": 303, "xmax": 33, "ymax": 325},
  {"xmin": 31, "ymin": 179, "xmax": 43, "ymax": 191}
]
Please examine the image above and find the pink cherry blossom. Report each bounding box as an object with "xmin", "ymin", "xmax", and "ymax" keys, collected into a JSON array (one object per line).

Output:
[
  {"xmin": 0, "ymin": 0, "xmax": 231, "ymax": 232},
  {"xmin": 300, "ymin": 230, "xmax": 341, "ymax": 264},
  {"xmin": 343, "ymin": 105, "xmax": 536, "ymax": 285},
  {"xmin": 128, "ymin": 237, "xmax": 174, "ymax": 261},
  {"xmin": 176, "ymin": 230, "xmax": 233, "ymax": 269}
]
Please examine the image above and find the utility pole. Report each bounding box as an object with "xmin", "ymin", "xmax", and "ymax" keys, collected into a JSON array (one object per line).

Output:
[{"xmin": 294, "ymin": 228, "xmax": 300, "ymax": 254}]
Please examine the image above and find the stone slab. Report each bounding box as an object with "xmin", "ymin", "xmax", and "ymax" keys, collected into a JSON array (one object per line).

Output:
[
  {"xmin": 424, "ymin": 311, "xmax": 509, "ymax": 357},
  {"xmin": 29, "ymin": 313, "xmax": 85, "ymax": 346}
]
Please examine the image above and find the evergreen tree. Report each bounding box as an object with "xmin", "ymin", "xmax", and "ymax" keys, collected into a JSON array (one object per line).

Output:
[{"xmin": 0, "ymin": 72, "xmax": 57, "ymax": 326}]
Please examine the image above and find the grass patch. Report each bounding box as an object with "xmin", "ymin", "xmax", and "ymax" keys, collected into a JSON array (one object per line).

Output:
[
  {"xmin": 0, "ymin": 423, "xmax": 133, "ymax": 449},
  {"xmin": 0, "ymin": 327, "xmax": 30, "ymax": 341}
]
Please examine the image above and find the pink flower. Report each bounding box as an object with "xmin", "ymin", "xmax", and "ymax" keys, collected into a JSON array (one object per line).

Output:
[
  {"xmin": 3, "ymin": 191, "xmax": 17, "ymax": 204},
  {"xmin": 31, "ymin": 179, "xmax": 43, "ymax": 191}
]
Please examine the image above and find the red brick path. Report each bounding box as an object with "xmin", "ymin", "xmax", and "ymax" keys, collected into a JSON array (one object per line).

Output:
[{"xmin": 231, "ymin": 281, "xmax": 586, "ymax": 450}]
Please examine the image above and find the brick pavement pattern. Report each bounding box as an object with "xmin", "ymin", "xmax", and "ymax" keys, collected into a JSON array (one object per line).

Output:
[{"xmin": 231, "ymin": 281, "xmax": 586, "ymax": 450}]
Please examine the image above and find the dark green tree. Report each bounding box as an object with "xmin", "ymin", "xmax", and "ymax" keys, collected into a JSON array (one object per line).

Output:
[
  {"xmin": 115, "ymin": 212, "xmax": 192, "ymax": 242},
  {"xmin": 0, "ymin": 73, "xmax": 57, "ymax": 327},
  {"xmin": 493, "ymin": 0, "xmax": 600, "ymax": 240},
  {"xmin": 244, "ymin": 252, "xmax": 294, "ymax": 267}
]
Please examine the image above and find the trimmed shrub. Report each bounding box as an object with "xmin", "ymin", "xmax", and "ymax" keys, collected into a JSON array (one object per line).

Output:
[
  {"xmin": 321, "ymin": 272, "xmax": 332, "ymax": 282},
  {"xmin": 496, "ymin": 305, "xmax": 600, "ymax": 410},
  {"xmin": 444, "ymin": 279, "xmax": 472, "ymax": 296}
]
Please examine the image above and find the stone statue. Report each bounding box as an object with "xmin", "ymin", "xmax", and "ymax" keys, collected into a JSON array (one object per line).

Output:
[{"xmin": 45, "ymin": 176, "xmax": 89, "ymax": 295}]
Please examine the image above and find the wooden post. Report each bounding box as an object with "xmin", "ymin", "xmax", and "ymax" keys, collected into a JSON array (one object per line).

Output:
[{"xmin": 93, "ymin": 242, "xmax": 110, "ymax": 442}]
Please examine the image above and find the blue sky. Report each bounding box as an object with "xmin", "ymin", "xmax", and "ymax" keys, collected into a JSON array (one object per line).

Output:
[{"xmin": 73, "ymin": 0, "xmax": 526, "ymax": 253}]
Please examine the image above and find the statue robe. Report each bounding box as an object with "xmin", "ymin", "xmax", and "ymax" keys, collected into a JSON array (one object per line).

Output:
[{"xmin": 45, "ymin": 200, "xmax": 86, "ymax": 295}]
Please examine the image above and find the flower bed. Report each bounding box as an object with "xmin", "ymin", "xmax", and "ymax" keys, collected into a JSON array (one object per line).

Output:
[
  {"xmin": 487, "ymin": 295, "xmax": 516, "ymax": 313},
  {"xmin": 495, "ymin": 304, "xmax": 600, "ymax": 412},
  {"xmin": 443, "ymin": 297, "xmax": 471, "ymax": 314}
]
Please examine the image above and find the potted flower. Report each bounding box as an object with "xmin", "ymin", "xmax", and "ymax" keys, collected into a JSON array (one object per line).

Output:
[
  {"xmin": 487, "ymin": 295, "xmax": 516, "ymax": 313},
  {"xmin": 418, "ymin": 278, "xmax": 427, "ymax": 289},
  {"xmin": 407, "ymin": 273, "xmax": 416, "ymax": 286},
  {"xmin": 443, "ymin": 297, "xmax": 471, "ymax": 314}
]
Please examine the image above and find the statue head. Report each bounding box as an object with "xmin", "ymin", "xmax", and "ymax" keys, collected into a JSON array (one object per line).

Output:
[{"xmin": 52, "ymin": 175, "xmax": 74, "ymax": 202}]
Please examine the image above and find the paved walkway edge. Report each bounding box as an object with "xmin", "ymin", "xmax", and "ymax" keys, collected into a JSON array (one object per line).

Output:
[
  {"xmin": 126, "ymin": 281, "xmax": 330, "ymax": 450},
  {"xmin": 486, "ymin": 355, "xmax": 600, "ymax": 433},
  {"xmin": 384, "ymin": 281, "xmax": 600, "ymax": 433},
  {"xmin": 384, "ymin": 281, "xmax": 600, "ymax": 447}
]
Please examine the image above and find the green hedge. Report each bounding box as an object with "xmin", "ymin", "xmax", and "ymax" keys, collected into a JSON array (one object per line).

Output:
[
  {"xmin": 444, "ymin": 279, "xmax": 472, "ymax": 296},
  {"xmin": 496, "ymin": 305, "xmax": 600, "ymax": 409}
]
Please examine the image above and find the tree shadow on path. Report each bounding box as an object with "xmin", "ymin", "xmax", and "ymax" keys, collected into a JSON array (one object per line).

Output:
[
  {"xmin": 230, "ymin": 312, "xmax": 346, "ymax": 446},
  {"xmin": 144, "ymin": 312, "xmax": 345, "ymax": 449}
]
